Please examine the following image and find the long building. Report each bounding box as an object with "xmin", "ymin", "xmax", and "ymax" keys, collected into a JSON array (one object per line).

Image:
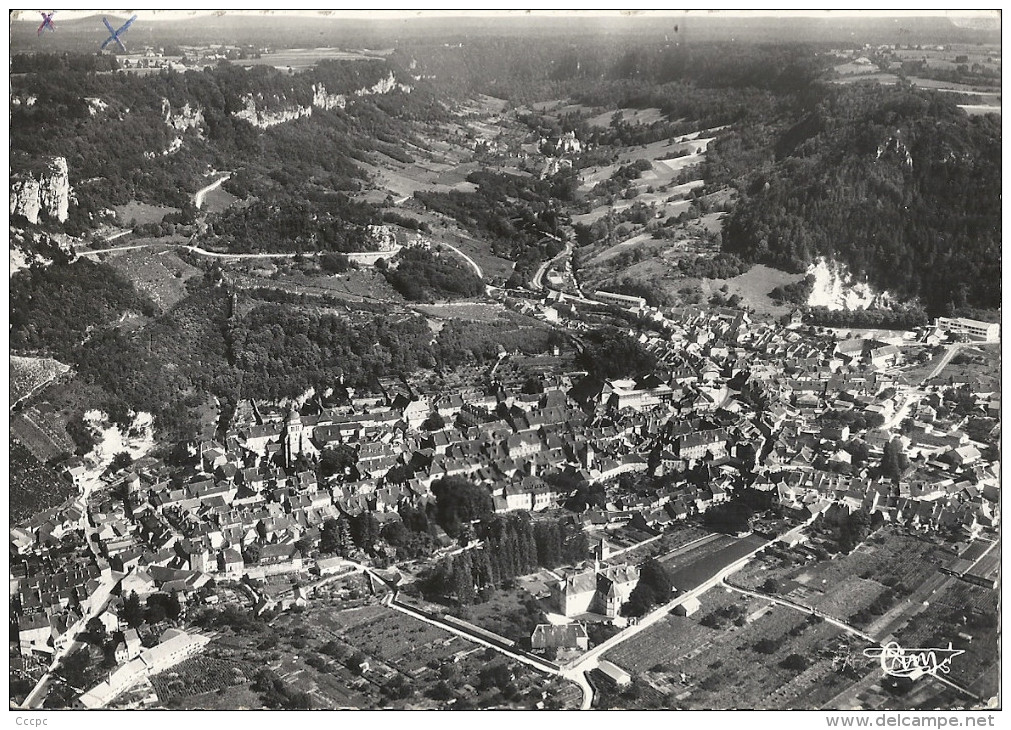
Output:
[
  {"xmin": 593, "ymin": 290, "xmax": 647, "ymax": 309},
  {"xmin": 935, "ymin": 317, "xmax": 999, "ymax": 341}
]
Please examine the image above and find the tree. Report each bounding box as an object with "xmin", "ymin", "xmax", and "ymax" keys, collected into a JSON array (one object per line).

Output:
[
  {"xmin": 622, "ymin": 558, "xmax": 674, "ymax": 617},
  {"xmin": 57, "ymin": 647, "xmax": 91, "ymax": 689},
  {"xmin": 380, "ymin": 674, "xmax": 414, "ymax": 701},
  {"xmin": 579, "ymin": 327, "xmax": 657, "ymax": 379},
  {"xmin": 110, "ymin": 451, "xmax": 133, "ymax": 472},
  {"xmin": 781, "ymin": 653, "xmax": 809, "ymax": 671},
  {"xmin": 703, "ymin": 500, "xmax": 754, "ymax": 534},
  {"xmin": 319, "ymin": 252, "xmax": 351, "ymax": 274},
  {"xmin": 319, "ymin": 517, "xmax": 349, "ymax": 555},
  {"xmin": 879, "ymin": 438, "xmax": 910, "ymax": 482},
  {"xmin": 431, "ymin": 476, "xmax": 494, "ymax": 536},
  {"xmin": 122, "ymin": 591, "xmax": 145, "ymax": 629},
  {"xmin": 422, "ymin": 411, "xmax": 446, "ymax": 431},
  {"xmin": 319, "ymin": 444, "xmax": 357, "ymax": 478},
  {"xmin": 428, "ymin": 680, "xmax": 455, "ymax": 701},
  {"xmin": 84, "ymin": 616, "xmax": 107, "ymax": 644},
  {"xmin": 350, "ymin": 513, "xmax": 380, "ymax": 552}
]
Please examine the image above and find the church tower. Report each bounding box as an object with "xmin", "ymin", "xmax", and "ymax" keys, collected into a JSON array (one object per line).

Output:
[{"xmin": 285, "ymin": 405, "xmax": 303, "ymax": 467}]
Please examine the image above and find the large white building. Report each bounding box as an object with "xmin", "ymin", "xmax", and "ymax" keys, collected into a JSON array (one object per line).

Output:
[
  {"xmin": 593, "ymin": 290, "xmax": 647, "ymax": 310},
  {"xmin": 935, "ymin": 317, "xmax": 999, "ymax": 341},
  {"xmin": 552, "ymin": 563, "xmax": 640, "ymax": 618}
]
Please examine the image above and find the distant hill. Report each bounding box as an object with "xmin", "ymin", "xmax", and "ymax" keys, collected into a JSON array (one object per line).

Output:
[{"xmin": 10, "ymin": 12, "xmax": 1000, "ymax": 54}]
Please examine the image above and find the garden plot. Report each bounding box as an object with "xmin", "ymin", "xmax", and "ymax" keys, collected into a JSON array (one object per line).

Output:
[
  {"xmin": 106, "ymin": 247, "xmax": 202, "ymax": 310},
  {"xmin": 11, "ymin": 355, "xmax": 70, "ymax": 405},
  {"xmin": 890, "ymin": 579, "xmax": 999, "ymax": 699}
]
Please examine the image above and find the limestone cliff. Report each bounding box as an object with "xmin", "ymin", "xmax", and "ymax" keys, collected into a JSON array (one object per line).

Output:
[
  {"xmin": 9, "ymin": 227, "xmax": 76, "ymax": 277},
  {"xmin": 10, "ymin": 156, "xmax": 71, "ymax": 224},
  {"xmin": 161, "ymin": 98, "xmax": 205, "ymax": 132},
  {"xmin": 312, "ymin": 83, "xmax": 347, "ymax": 111},
  {"xmin": 354, "ymin": 71, "xmax": 413, "ymax": 98},
  {"xmin": 233, "ymin": 93, "xmax": 313, "ymax": 129},
  {"xmin": 235, "ymin": 72, "xmax": 412, "ymax": 128},
  {"xmin": 806, "ymin": 257, "xmax": 892, "ymax": 311}
]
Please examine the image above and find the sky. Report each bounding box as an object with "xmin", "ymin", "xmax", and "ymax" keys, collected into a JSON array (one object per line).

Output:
[{"xmin": 9, "ymin": 8, "xmax": 1002, "ymax": 23}]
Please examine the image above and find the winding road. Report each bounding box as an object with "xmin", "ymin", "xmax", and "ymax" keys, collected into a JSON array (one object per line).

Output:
[
  {"xmin": 193, "ymin": 174, "xmax": 231, "ymax": 210},
  {"xmin": 436, "ymin": 240, "xmax": 483, "ymax": 279},
  {"xmin": 78, "ymin": 235, "xmax": 486, "ymax": 282}
]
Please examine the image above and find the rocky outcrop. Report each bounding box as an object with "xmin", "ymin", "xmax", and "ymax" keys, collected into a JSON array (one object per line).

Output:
[
  {"xmin": 10, "ymin": 156, "xmax": 71, "ymax": 224},
  {"xmin": 312, "ymin": 83, "xmax": 347, "ymax": 111},
  {"xmin": 161, "ymin": 98, "xmax": 204, "ymax": 132},
  {"xmin": 145, "ymin": 137, "xmax": 184, "ymax": 159},
  {"xmin": 85, "ymin": 97, "xmax": 108, "ymax": 116},
  {"xmin": 235, "ymin": 72, "xmax": 413, "ymax": 128},
  {"xmin": 876, "ymin": 130, "xmax": 913, "ymax": 169},
  {"xmin": 354, "ymin": 71, "xmax": 412, "ymax": 98},
  {"xmin": 365, "ymin": 224, "xmax": 403, "ymax": 252},
  {"xmin": 9, "ymin": 227, "xmax": 76, "ymax": 276},
  {"xmin": 806, "ymin": 257, "xmax": 891, "ymax": 311},
  {"xmin": 234, "ymin": 93, "xmax": 312, "ymax": 129}
]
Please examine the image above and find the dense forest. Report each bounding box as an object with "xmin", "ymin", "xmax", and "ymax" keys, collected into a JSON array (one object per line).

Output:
[
  {"xmin": 579, "ymin": 327, "xmax": 658, "ymax": 380},
  {"xmin": 10, "ymin": 260, "xmax": 156, "ymax": 359},
  {"xmin": 9, "ymin": 258, "xmax": 562, "ymax": 441},
  {"xmin": 206, "ymin": 197, "xmax": 381, "ymax": 254},
  {"xmin": 227, "ymin": 303, "xmax": 436, "ymax": 400},
  {"xmin": 383, "ymin": 248, "xmax": 484, "ymax": 301}
]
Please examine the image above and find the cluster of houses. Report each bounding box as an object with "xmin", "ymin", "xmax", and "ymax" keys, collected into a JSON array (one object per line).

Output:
[{"xmin": 9, "ymin": 285, "xmax": 1000, "ymax": 698}]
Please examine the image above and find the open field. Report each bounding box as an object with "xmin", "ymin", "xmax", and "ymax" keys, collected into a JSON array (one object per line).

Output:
[
  {"xmin": 105, "ymin": 247, "xmax": 203, "ymax": 310},
  {"xmin": 606, "ymin": 586, "xmax": 748, "ymax": 672},
  {"xmin": 890, "ymin": 579, "xmax": 999, "ymax": 699},
  {"xmin": 450, "ymin": 587, "xmax": 542, "ymax": 646},
  {"xmin": 933, "ymin": 343, "xmax": 1000, "ymax": 392},
  {"xmin": 730, "ymin": 527, "xmax": 965, "ymax": 637},
  {"xmin": 585, "ymin": 106, "xmax": 666, "ymax": 128},
  {"xmin": 237, "ymin": 47, "xmax": 387, "ymax": 70},
  {"xmin": 827, "ymin": 64, "xmax": 1001, "ymax": 114},
  {"xmin": 115, "ymin": 200, "xmax": 179, "ymax": 226},
  {"xmin": 422, "ymin": 223, "xmax": 516, "ymax": 280},
  {"xmin": 199, "ymin": 184, "xmax": 239, "ymax": 214},
  {"xmin": 660, "ymin": 532, "xmax": 768, "ymax": 592},
  {"xmin": 598, "ymin": 524, "xmax": 714, "ymax": 565},
  {"xmin": 263, "ymin": 601, "xmax": 579, "ymax": 709},
  {"xmin": 11, "ymin": 355, "xmax": 70, "ymax": 406},
  {"xmin": 229, "ymin": 267, "xmax": 405, "ymax": 305},
  {"xmin": 173, "ymin": 600, "xmax": 471, "ymax": 709},
  {"xmin": 958, "ymin": 105, "xmax": 1001, "ymax": 116}
]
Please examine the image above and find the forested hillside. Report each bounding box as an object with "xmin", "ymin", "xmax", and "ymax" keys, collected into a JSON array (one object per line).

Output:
[
  {"xmin": 722, "ymin": 84, "xmax": 1001, "ymax": 316},
  {"xmin": 10, "ymin": 53, "xmax": 439, "ymax": 235}
]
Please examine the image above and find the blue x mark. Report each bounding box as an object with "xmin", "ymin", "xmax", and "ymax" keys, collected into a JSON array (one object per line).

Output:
[{"xmin": 101, "ymin": 15, "xmax": 137, "ymax": 52}]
